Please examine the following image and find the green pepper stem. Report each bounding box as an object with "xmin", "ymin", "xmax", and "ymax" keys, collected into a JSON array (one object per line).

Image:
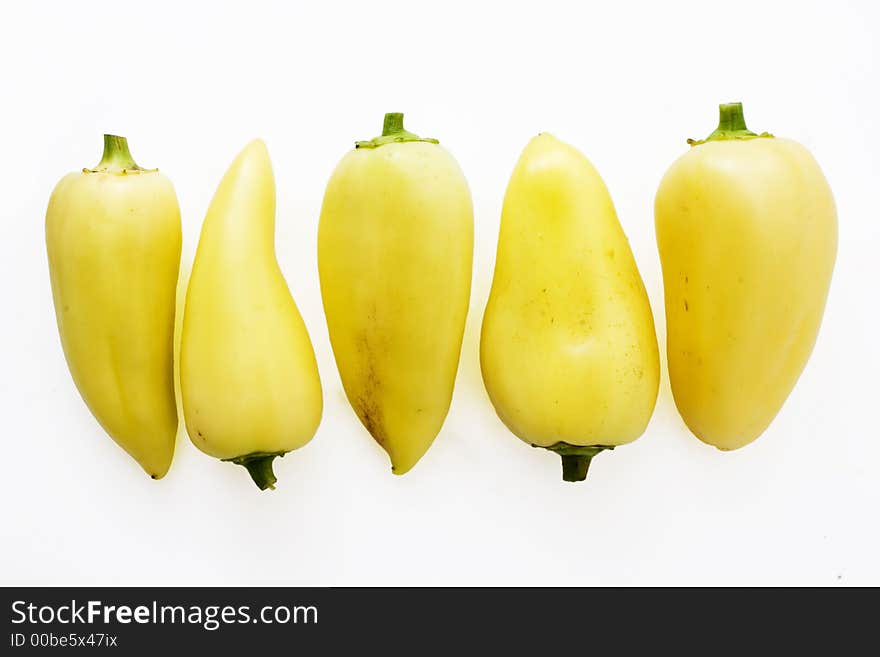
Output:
[
  {"xmin": 704, "ymin": 102, "xmax": 757, "ymax": 141},
  {"xmin": 355, "ymin": 112, "xmax": 439, "ymax": 149},
  {"xmin": 561, "ymin": 454, "xmax": 592, "ymax": 482},
  {"xmin": 382, "ymin": 112, "xmax": 406, "ymax": 136},
  {"xmin": 94, "ymin": 134, "xmax": 144, "ymax": 172},
  {"xmin": 535, "ymin": 442, "xmax": 614, "ymax": 483},
  {"xmin": 242, "ymin": 456, "xmax": 277, "ymax": 490},
  {"xmin": 224, "ymin": 452, "xmax": 286, "ymax": 491},
  {"xmin": 689, "ymin": 101, "xmax": 773, "ymax": 145},
  {"xmin": 715, "ymin": 103, "xmax": 751, "ymax": 133}
]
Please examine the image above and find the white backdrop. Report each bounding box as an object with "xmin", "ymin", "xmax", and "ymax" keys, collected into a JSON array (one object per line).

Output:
[{"xmin": 2, "ymin": 0, "xmax": 877, "ymax": 586}]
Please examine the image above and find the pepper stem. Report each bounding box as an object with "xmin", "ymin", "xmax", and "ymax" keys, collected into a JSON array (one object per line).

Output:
[
  {"xmin": 717, "ymin": 103, "xmax": 751, "ymax": 132},
  {"xmin": 243, "ymin": 456, "xmax": 277, "ymax": 490},
  {"xmin": 534, "ymin": 442, "xmax": 615, "ymax": 483},
  {"xmin": 94, "ymin": 134, "xmax": 144, "ymax": 172},
  {"xmin": 688, "ymin": 101, "xmax": 773, "ymax": 146},
  {"xmin": 561, "ymin": 454, "xmax": 592, "ymax": 482},
  {"xmin": 224, "ymin": 452, "xmax": 286, "ymax": 491},
  {"xmin": 382, "ymin": 112, "xmax": 406, "ymax": 136},
  {"xmin": 355, "ymin": 112, "xmax": 439, "ymax": 149}
]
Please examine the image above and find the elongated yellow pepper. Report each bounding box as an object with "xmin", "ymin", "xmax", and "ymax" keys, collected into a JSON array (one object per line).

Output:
[
  {"xmin": 46, "ymin": 135, "xmax": 181, "ymax": 478},
  {"xmin": 318, "ymin": 113, "xmax": 473, "ymax": 474},
  {"xmin": 655, "ymin": 102, "xmax": 837, "ymax": 449},
  {"xmin": 481, "ymin": 134, "xmax": 660, "ymax": 481},
  {"xmin": 181, "ymin": 140, "xmax": 323, "ymax": 489}
]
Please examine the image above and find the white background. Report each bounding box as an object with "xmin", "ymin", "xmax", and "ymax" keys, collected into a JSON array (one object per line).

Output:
[{"xmin": 2, "ymin": 0, "xmax": 878, "ymax": 586}]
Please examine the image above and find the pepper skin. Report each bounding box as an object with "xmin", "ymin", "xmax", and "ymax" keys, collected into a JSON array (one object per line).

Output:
[
  {"xmin": 318, "ymin": 113, "xmax": 474, "ymax": 475},
  {"xmin": 480, "ymin": 134, "xmax": 660, "ymax": 481},
  {"xmin": 655, "ymin": 102, "xmax": 837, "ymax": 450},
  {"xmin": 180, "ymin": 140, "xmax": 323, "ymax": 489},
  {"xmin": 46, "ymin": 135, "xmax": 181, "ymax": 479}
]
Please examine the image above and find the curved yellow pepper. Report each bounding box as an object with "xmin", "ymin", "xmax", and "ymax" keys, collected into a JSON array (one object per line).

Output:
[
  {"xmin": 318, "ymin": 113, "xmax": 473, "ymax": 474},
  {"xmin": 655, "ymin": 102, "xmax": 837, "ymax": 449},
  {"xmin": 481, "ymin": 134, "xmax": 660, "ymax": 481},
  {"xmin": 181, "ymin": 140, "xmax": 323, "ymax": 489},
  {"xmin": 46, "ymin": 135, "xmax": 181, "ymax": 479}
]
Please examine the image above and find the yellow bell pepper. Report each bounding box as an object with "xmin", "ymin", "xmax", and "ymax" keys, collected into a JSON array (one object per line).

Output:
[
  {"xmin": 318, "ymin": 113, "xmax": 473, "ymax": 474},
  {"xmin": 180, "ymin": 140, "xmax": 323, "ymax": 489},
  {"xmin": 46, "ymin": 135, "xmax": 181, "ymax": 479},
  {"xmin": 481, "ymin": 134, "xmax": 660, "ymax": 481},
  {"xmin": 655, "ymin": 102, "xmax": 837, "ymax": 449}
]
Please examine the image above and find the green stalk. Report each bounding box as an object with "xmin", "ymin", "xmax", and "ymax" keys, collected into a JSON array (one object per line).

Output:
[
  {"xmin": 561, "ymin": 455, "xmax": 592, "ymax": 482},
  {"xmin": 355, "ymin": 112, "xmax": 439, "ymax": 149},
  {"xmin": 87, "ymin": 134, "xmax": 155, "ymax": 173},
  {"xmin": 535, "ymin": 442, "xmax": 615, "ymax": 483},
  {"xmin": 688, "ymin": 102, "xmax": 773, "ymax": 146},
  {"xmin": 224, "ymin": 452, "xmax": 286, "ymax": 491}
]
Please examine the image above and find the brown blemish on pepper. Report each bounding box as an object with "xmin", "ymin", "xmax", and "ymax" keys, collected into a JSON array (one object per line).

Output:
[{"xmin": 353, "ymin": 331, "xmax": 386, "ymax": 447}]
